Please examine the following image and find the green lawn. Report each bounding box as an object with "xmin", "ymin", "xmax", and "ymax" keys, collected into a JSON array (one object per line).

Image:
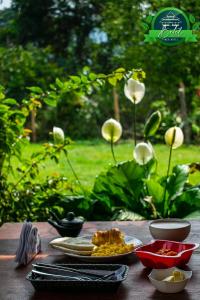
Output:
[{"xmin": 12, "ymin": 140, "xmax": 200, "ymax": 189}]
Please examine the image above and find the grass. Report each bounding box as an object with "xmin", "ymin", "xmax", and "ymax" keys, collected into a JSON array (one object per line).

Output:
[{"xmin": 11, "ymin": 140, "xmax": 200, "ymax": 190}]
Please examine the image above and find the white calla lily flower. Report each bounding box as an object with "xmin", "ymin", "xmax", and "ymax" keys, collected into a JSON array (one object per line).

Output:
[
  {"xmin": 133, "ymin": 142, "xmax": 154, "ymax": 165},
  {"xmin": 165, "ymin": 126, "xmax": 184, "ymax": 149},
  {"xmin": 101, "ymin": 118, "xmax": 122, "ymax": 143},
  {"xmin": 124, "ymin": 78, "xmax": 145, "ymax": 104},
  {"xmin": 53, "ymin": 126, "xmax": 65, "ymax": 144}
]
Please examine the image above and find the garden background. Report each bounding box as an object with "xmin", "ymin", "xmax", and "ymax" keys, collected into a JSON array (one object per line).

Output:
[{"xmin": 0, "ymin": 0, "xmax": 200, "ymax": 224}]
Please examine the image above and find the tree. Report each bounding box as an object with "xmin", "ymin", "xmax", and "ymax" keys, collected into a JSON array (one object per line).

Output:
[
  {"xmin": 12, "ymin": 0, "xmax": 103, "ymax": 70},
  {"xmin": 1, "ymin": 0, "xmax": 200, "ymax": 141},
  {"xmin": 99, "ymin": 0, "xmax": 200, "ymax": 143}
]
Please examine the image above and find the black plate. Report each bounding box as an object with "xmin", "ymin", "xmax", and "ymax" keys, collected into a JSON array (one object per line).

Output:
[{"xmin": 26, "ymin": 263, "xmax": 129, "ymax": 292}]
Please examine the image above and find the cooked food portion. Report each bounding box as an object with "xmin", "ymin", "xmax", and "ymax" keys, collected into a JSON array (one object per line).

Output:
[
  {"xmin": 92, "ymin": 242, "xmax": 134, "ymax": 257},
  {"xmin": 50, "ymin": 236, "xmax": 94, "ymax": 251},
  {"xmin": 162, "ymin": 270, "xmax": 185, "ymax": 282},
  {"xmin": 91, "ymin": 228, "xmax": 134, "ymax": 257},
  {"xmin": 92, "ymin": 228, "xmax": 124, "ymax": 246},
  {"xmin": 156, "ymin": 248, "xmax": 177, "ymax": 256},
  {"xmin": 50, "ymin": 228, "xmax": 135, "ymax": 258}
]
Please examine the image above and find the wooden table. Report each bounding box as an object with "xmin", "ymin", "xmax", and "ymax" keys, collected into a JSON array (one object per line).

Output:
[{"xmin": 0, "ymin": 221, "xmax": 200, "ymax": 300}]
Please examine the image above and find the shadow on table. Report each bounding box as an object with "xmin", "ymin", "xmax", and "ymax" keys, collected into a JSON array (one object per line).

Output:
[
  {"xmin": 30, "ymin": 286, "xmax": 128, "ymax": 300},
  {"xmin": 149, "ymin": 289, "xmax": 191, "ymax": 300}
]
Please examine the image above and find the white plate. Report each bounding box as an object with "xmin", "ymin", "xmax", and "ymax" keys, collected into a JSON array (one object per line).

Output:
[{"xmin": 51, "ymin": 235, "xmax": 143, "ymax": 262}]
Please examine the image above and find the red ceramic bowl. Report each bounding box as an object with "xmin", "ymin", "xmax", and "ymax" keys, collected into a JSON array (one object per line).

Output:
[{"xmin": 135, "ymin": 240, "xmax": 199, "ymax": 269}]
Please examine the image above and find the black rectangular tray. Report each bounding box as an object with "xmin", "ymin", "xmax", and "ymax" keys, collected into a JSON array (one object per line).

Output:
[{"xmin": 26, "ymin": 263, "xmax": 129, "ymax": 292}]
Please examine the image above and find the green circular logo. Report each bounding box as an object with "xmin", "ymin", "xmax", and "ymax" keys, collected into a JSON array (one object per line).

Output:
[{"xmin": 152, "ymin": 7, "xmax": 190, "ymax": 45}]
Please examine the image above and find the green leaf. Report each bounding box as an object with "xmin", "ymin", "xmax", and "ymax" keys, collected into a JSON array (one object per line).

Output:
[
  {"xmin": 92, "ymin": 160, "xmax": 154, "ymax": 218},
  {"xmin": 113, "ymin": 209, "xmax": 145, "ymax": 221},
  {"xmin": 114, "ymin": 68, "xmax": 125, "ymax": 80},
  {"xmin": 141, "ymin": 22, "xmax": 149, "ymax": 31},
  {"xmin": 145, "ymin": 15, "xmax": 153, "ymax": 24},
  {"xmin": 132, "ymin": 69, "xmax": 146, "ymax": 81},
  {"xmin": 115, "ymin": 67, "xmax": 125, "ymax": 73},
  {"xmin": 80, "ymin": 75, "xmax": 88, "ymax": 83},
  {"xmin": 55, "ymin": 78, "xmax": 64, "ymax": 88},
  {"xmin": 89, "ymin": 73, "xmax": 97, "ymax": 80},
  {"xmin": 108, "ymin": 76, "xmax": 117, "ymax": 86},
  {"xmin": 97, "ymin": 73, "xmax": 107, "ymax": 79},
  {"xmin": 3, "ymin": 98, "xmax": 18, "ymax": 106},
  {"xmin": 171, "ymin": 187, "xmax": 200, "ymax": 218},
  {"xmin": 167, "ymin": 165, "xmax": 189, "ymax": 200},
  {"xmin": 0, "ymin": 92, "xmax": 5, "ymax": 100},
  {"xmin": 27, "ymin": 86, "xmax": 43, "ymax": 94},
  {"xmin": 146, "ymin": 179, "xmax": 164, "ymax": 204},
  {"xmin": 50, "ymin": 83, "xmax": 57, "ymax": 91},
  {"xmin": 43, "ymin": 96, "xmax": 57, "ymax": 107},
  {"xmin": 0, "ymin": 104, "xmax": 9, "ymax": 113},
  {"xmin": 82, "ymin": 66, "xmax": 90, "ymax": 74},
  {"xmin": 114, "ymin": 71, "xmax": 124, "ymax": 80},
  {"xmin": 189, "ymin": 14, "xmax": 196, "ymax": 24},
  {"xmin": 193, "ymin": 22, "xmax": 200, "ymax": 30},
  {"xmin": 70, "ymin": 76, "xmax": 81, "ymax": 84},
  {"xmin": 144, "ymin": 110, "xmax": 162, "ymax": 138}
]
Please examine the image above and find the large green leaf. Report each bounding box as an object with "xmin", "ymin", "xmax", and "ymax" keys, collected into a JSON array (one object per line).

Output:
[
  {"xmin": 171, "ymin": 187, "xmax": 200, "ymax": 218},
  {"xmin": 113, "ymin": 209, "xmax": 145, "ymax": 221},
  {"xmin": 167, "ymin": 165, "xmax": 189, "ymax": 200},
  {"xmin": 146, "ymin": 179, "xmax": 164, "ymax": 212},
  {"xmin": 92, "ymin": 160, "xmax": 155, "ymax": 218}
]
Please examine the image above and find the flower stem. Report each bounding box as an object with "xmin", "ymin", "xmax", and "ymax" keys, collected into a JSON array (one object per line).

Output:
[
  {"xmin": 110, "ymin": 140, "xmax": 117, "ymax": 164},
  {"xmin": 163, "ymin": 143, "xmax": 173, "ymax": 217},
  {"xmin": 133, "ymin": 103, "xmax": 137, "ymax": 146},
  {"xmin": 66, "ymin": 155, "xmax": 85, "ymax": 194}
]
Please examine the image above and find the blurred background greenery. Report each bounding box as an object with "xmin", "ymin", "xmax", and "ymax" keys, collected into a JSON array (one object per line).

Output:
[
  {"xmin": 1, "ymin": 0, "xmax": 200, "ymax": 223},
  {"xmin": 0, "ymin": 0, "xmax": 200, "ymax": 142}
]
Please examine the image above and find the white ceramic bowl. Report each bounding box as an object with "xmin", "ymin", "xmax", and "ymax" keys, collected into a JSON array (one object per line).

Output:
[
  {"xmin": 148, "ymin": 267, "xmax": 192, "ymax": 293},
  {"xmin": 149, "ymin": 218, "xmax": 191, "ymax": 241}
]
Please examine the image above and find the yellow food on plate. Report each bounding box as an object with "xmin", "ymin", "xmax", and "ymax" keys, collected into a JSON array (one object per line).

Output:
[
  {"xmin": 91, "ymin": 228, "xmax": 134, "ymax": 256},
  {"xmin": 50, "ymin": 228, "xmax": 135, "ymax": 257},
  {"xmin": 91, "ymin": 242, "xmax": 134, "ymax": 256},
  {"xmin": 162, "ymin": 270, "xmax": 185, "ymax": 282},
  {"xmin": 92, "ymin": 228, "xmax": 124, "ymax": 246}
]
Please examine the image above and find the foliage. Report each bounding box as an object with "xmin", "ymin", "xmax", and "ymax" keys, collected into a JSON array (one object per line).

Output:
[
  {"xmin": 0, "ymin": 81, "xmax": 77, "ymax": 223},
  {"xmin": 89, "ymin": 108, "xmax": 200, "ymax": 220},
  {"xmin": 91, "ymin": 159, "xmax": 200, "ymax": 221},
  {"xmin": 12, "ymin": 0, "xmax": 102, "ymax": 64},
  {"xmin": 91, "ymin": 160, "xmax": 156, "ymax": 220},
  {"xmin": 0, "ymin": 1, "xmax": 200, "ymax": 142},
  {"xmin": 27, "ymin": 66, "xmax": 145, "ymax": 140},
  {"xmin": 0, "ymin": 45, "xmax": 63, "ymax": 100},
  {"xmin": 0, "ymin": 67, "xmax": 145, "ymax": 224}
]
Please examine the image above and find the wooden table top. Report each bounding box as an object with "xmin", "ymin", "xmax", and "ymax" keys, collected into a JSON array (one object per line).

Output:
[{"xmin": 0, "ymin": 220, "xmax": 200, "ymax": 300}]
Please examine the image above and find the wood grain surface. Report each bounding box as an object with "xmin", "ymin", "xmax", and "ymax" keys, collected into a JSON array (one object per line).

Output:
[{"xmin": 0, "ymin": 220, "xmax": 200, "ymax": 300}]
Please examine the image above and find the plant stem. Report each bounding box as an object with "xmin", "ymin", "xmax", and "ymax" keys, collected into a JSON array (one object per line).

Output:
[
  {"xmin": 163, "ymin": 143, "xmax": 173, "ymax": 217},
  {"xmin": 66, "ymin": 154, "xmax": 85, "ymax": 194},
  {"xmin": 133, "ymin": 103, "xmax": 137, "ymax": 146},
  {"xmin": 110, "ymin": 140, "xmax": 117, "ymax": 164}
]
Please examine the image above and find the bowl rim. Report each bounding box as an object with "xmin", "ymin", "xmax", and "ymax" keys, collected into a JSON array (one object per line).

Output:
[
  {"xmin": 134, "ymin": 239, "xmax": 199, "ymax": 258},
  {"xmin": 149, "ymin": 218, "xmax": 191, "ymax": 230}
]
